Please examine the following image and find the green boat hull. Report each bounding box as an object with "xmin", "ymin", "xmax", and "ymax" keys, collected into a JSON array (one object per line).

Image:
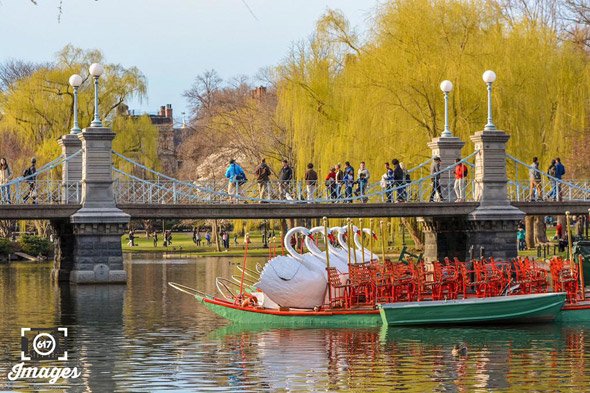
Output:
[
  {"xmin": 198, "ymin": 296, "xmax": 381, "ymax": 327},
  {"xmin": 379, "ymin": 293, "xmax": 567, "ymax": 326}
]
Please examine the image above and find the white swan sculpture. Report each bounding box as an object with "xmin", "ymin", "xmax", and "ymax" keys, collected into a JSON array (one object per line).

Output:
[{"xmin": 255, "ymin": 227, "xmax": 327, "ymax": 309}]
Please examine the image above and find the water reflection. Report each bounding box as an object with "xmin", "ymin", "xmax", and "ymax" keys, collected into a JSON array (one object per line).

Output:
[{"xmin": 0, "ymin": 256, "xmax": 590, "ymax": 392}]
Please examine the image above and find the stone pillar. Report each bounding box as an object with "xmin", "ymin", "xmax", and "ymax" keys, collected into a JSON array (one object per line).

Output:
[
  {"xmin": 58, "ymin": 134, "xmax": 82, "ymax": 203},
  {"xmin": 67, "ymin": 127, "xmax": 130, "ymax": 284},
  {"xmin": 427, "ymin": 136, "xmax": 465, "ymax": 202},
  {"xmin": 467, "ymin": 129, "xmax": 524, "ymax": 260},
  {"xmin": 422, "ymin": 135, "xmax": 466, "ymax": 262}
]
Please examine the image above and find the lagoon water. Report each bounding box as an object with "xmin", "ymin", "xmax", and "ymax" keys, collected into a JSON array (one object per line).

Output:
[{"xmin": 1, "ymin": 255, "xmax": 590, "ymax": 392}]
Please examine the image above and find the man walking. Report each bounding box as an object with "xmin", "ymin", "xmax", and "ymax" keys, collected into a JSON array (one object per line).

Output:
[
  {"xmin": 22, "ymin": 157, "xmax": 37, "ymax": 204},
  {"xmin": 304, "ymin": 163, "xmax": 318, "ymax": 201},
  {"xmin": 255, "ymin": 158, "xmax": 272, "ymax": 200},
  {"xmin": 554, "ymin": 157, "xmax": 566, "ymax": 201},
  {"xmin": 429, "ymin": 156, "xmax": 442, "ymax": 202},
  {"xmin": 392, "ymin": 159, "xmax": 404, "ymax": 202},
  {"xmin": 529, "ymin": 156, "xmax": 542, "ymax": 201},
  {"xmin": 453, "ymin": 158, "xmax": 468, "ymax": 202},
  {"xmin": 278, "ymin": 160, "xmax": 293, "ymax": 199}
]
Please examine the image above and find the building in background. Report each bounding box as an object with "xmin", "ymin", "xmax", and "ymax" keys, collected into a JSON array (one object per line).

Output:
[{"xmin": 133, "ymin": 104, "xmax": 185, "ymax": 175}]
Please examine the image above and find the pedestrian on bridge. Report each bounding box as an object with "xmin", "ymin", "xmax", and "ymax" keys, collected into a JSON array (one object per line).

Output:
[
  {"xmin": 278, "ymin": 160, "xmax": 293, "ymax": 199},
  {"xmin": 381, "ymin": 162, "xmax": 394, "ymax": 203},
  {"xmin": 22, "ymin": 158, "xmax": 37, "ymax": 204},
  {"xmin": 325, "ymin": 167, "xmax": 337, "ymax": 200},
  {"xmin": 343, "ymin": 161, "xmax": 355, "ymax": 203},
  {"xmin": 454, "ymin": 158, "xmax": 468, "ymax": 202},
  {"xmin": 335, "ymin": 163, "xmax": 344, "ymax": 201},
  {"xmin": 356, "ymin": 162, "xmax": 370, "ymax": 203},
  {"xmin": 429, "ymin": 157, "xmax": 442, "ymax": 202},
  {"xmin": 554, "ymin": 158, "xmax": 566, "ymax": 201},
  {"xmin": 255, "ymin": 158, "xmax": 272, "ymax": 200},
  {"xmin": 0, "ymin": 158, "xmax": 12, "ymax": 204},
  {"xmin": 392, "ymin": 159, "xmax": 405, "ymax": 202},
  {"xmin": 225, "ymin": 159, "xmax": 247, "ymax": 201},
  {"xmin": 529, "ymin": 156, "xmax": 542, "ymax": 201},
  {"xmin": 304, "ymin": 163, "xmax": 318, "ymax": 201}
]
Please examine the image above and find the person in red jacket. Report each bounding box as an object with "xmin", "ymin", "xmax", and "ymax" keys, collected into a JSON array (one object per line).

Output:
[
  {"xmin": 454, "ymin": 158, "xmax": 468, "ymax": 202},
  {"xmin": 325, "ymin": 167, "xmax": 337, "ymax": 200}
]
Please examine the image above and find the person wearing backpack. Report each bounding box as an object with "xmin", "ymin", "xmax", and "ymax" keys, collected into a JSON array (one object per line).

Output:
[
  {"xmin": 22, "ymin": 157, "xmax": 37, "ymax": 204},
  {"xmin": 255, "ymin": 158, "xmax": 272, "ymax": 200},
  {"xmin": 454, "ymin": 158, "xmax": 468, "ymax": 202},
  {"xmin": 225, "ymin": 159, "xmax": 247, "ymax": 200}
]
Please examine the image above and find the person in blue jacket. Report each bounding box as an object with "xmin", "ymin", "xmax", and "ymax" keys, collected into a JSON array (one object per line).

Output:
[{"xmin": 225, "ymin": 159, "xmax": 247, "ymax": 199}]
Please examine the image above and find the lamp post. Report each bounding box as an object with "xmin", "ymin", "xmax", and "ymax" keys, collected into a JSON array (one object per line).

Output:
[
  {"xmin": 482, "ymin": 70, "xmax": 497, "ymax": 131},
  {"xmin": 440, "ymin": 80, "xmax": 453, "ymax": 137},
  {"xmin": 89, "ymin": 63, "xmax": 104, "ymax": 127},
  {"xmin": 68, "ymin": 74, "xmax": 83, "ymax": 134}
]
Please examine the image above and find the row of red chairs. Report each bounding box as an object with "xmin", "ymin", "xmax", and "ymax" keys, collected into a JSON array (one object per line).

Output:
[{"xmin": 326, "ymin": 256, "xmax": 579, "ymax": 308}]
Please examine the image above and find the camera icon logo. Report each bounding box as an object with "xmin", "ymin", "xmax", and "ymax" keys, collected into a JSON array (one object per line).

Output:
[{"xmin": 21, "ymin": 328, "xmax": 68, "ymax": 361}]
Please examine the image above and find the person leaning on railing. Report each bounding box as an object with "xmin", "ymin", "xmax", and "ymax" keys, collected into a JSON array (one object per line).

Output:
[
  {"xmin": 429, "ymin": 156, "xmax": 442, "ymax": 202},
  {"xmin": 22, "ymin": 157, "xmax": 37, "ymax": 204},
  {"xmin": 454, "ymin": 158, "xmax": 468, "ymax": 202},
  {"xmin": 529, "ymin": 156, "xmax": 542, "ymax": 201}
]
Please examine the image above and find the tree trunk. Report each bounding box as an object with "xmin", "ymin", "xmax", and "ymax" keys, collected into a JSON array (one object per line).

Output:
[
  {"xmin": 534, "ymin": 216, "xmax": 549, "ymax": 244},
  {"xmin": 401, "ymin": 217, "xmax": 423, "ymax": 250},
  {"xmin": 143, "ymin": 220, "xmax": 153, "ymax": 238},
  {"xmin": 525, "ymin": 216, "xmax": 535, "ymax": 248},
  {"xmin": 213, "ymin": 220, "xmax": 221, "ymax": 252}
]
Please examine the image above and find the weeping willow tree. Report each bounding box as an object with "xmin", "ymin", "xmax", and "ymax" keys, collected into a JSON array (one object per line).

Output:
[
  {"xmin": 0, "ymin": 45, "xmax": 156, "ymax": 169},
  {"xmin": 276, "ymin": 0, "xmax": 590, "ymax": 180}
]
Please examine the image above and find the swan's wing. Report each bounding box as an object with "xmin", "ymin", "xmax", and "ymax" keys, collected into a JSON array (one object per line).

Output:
[{"xmin": 255, "ymin": 255, "xmax": 327, "ymax": 309}]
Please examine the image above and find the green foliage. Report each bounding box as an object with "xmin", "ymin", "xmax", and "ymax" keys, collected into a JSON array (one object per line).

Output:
[
  {"xmin": 18, "ymin": 234, "xmax": 52, "ymax": 257},
  {"xmin": 0, "ymin": 238, "xmax": 14, "ymax": 256},
  {"xmin": 276, "ymin": 0, "xmax": 590, "ymax": 179}
]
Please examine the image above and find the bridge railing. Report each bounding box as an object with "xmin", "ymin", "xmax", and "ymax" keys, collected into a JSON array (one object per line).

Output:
[
  {"xmin": 505, "ymin": 154, "xmax": 590, "ymax": 202},
  {"xmin": 0, "ymin": 151, "xmax": 82, "ymax": 205},
  {"xmin": 112, "ymin": 151, "xmax": 478, "ymax": 204}
]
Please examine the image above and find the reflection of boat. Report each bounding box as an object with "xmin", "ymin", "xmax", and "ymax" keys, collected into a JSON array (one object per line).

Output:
[{"xmin": 379, "ymin": 293, "xmax": 566, "ymax": 326}]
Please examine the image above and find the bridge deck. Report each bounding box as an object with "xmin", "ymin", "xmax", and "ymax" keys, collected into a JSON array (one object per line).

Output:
[{"xmin": 0, "ymin": 201, "xmax": 587, "ymax": 220}]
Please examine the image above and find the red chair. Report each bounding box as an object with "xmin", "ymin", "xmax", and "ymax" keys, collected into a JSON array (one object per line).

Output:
[
  {"xmin": 326, "ymin": 267, "xmax": 350, "ymax": 308},
  {"xmin": 348, "ymin": 264, "xmax": 375, "ymax": 306}
]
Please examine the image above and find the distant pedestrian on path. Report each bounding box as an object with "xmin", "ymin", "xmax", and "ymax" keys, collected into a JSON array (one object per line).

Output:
[
  {"xmin": 128, "ymin": 230, "xmax": 136, "ymax": 247},
  {"xmin": 517, "ymin": 227, "xmax": 526, "ymax": 250},
  {"xmin": 0, "ymin": 158, "xmax": 12, "ymax": 204},
  {"xmin": 529, "ymin": 156, "xmax": 542, "ymax": 201},
  {"xmin": 255, "ymin": 158, "xmax": 272, "ymax": 200},
  {"xmin": 429, "ymin": 157, "xmax": 442, "ymax": 202},
  {"xmin": 454, "ymin": 158, "xmax": 468, "ymax": 202},
  {"xmin": 206, "ymin": 231, "xmax": 211, "ymax": 245},
  {"xmin": 153, "ymin": 231, "xmax": 158, "ymax": 247},
  {"xmin": 304, "ymin": 163, "xmax": 318, "ymax": 201}
]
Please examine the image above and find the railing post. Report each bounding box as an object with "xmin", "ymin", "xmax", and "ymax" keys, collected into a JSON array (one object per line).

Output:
[
  {"xmin": 427, "ymin": 135, "xmax": 465, "ymax": 202},
  {"xmin": 58, "ymin": 134, "xmax": 82, "ymax": 203}
]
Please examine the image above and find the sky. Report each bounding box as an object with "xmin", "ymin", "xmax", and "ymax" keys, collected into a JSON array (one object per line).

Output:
[{"xmin": 0, "ymin": 0, "xmax": 383, "ymax": 125}]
